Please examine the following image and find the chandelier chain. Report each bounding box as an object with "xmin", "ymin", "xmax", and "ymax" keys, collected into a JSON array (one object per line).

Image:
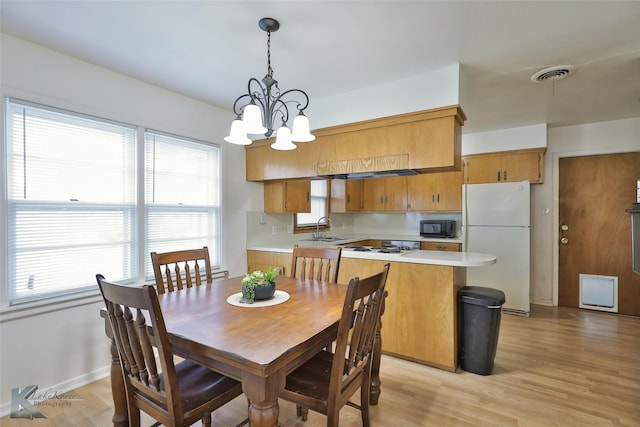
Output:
[{"xmin": 266, "ymin": 30, "xmax": 273, "ymax": 78}]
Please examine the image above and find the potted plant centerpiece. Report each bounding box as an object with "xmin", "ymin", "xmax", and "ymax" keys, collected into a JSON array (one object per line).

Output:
[{"xmin": 240, "ymin": 267, "xmax": 280, "ymax": 303}]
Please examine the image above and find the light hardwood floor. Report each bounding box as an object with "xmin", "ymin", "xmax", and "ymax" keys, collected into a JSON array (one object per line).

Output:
[{"xmin": 2, "ymin": 305, "xmax": 639, "ymax": 426}]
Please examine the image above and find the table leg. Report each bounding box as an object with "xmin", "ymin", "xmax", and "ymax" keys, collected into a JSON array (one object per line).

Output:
[
  {"xmin": 370, "ymin": 290, "xmax": 387, "ymax": 405},
  {"xmin": 242, "ymin": 371, "xmax": 281, "ymax": 427},
  {"xmin": 105, "ymin": 319, "xmax": 128, "ymax": 427}
]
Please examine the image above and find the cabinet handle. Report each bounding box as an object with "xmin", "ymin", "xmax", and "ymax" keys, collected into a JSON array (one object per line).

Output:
[
  {"xmin": 380, "ymin": 196, "xmax": 384, "ymax": 204},
  {"xmin": 307, "ymin": 192, "xmax": 310, "ymax": 202},
  {"xmin": 497, "ymin": 171, "xmax": 501, "ymax": 182},
  {"xmin": 347, "ymin": 194, "xmax": 351, "ymax": 204},
  {"xmin": 385, "ymin": 195, "xmax": 389, "ymax": 204},
  {"xmin": 503, "ymin": 171, "xmax": 507, "ymax": 181},
  {"xmin": 432, "ymin": 194, "xmax": 435, "ymax": 202},
  {"xmin": 437, "ymin": 193, "xmax": 440, "ymax": 202}
]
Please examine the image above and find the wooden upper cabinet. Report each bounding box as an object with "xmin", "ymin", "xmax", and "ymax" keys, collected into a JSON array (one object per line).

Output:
[
  {"xmin": 263, "ymin": 180, "xmax": 311, "ymax": 214},
  {"xmin": 362, "ymin": 176, "xmax": 408, "ymax": 211},
  {"xmin": 463, "ymin": 149, "xmax": 545, "ymax": 184},
  {"xmin": 330, "ymin": 179, "xmax": 363, "ymax": 213},
  {"xmin": 246, "ymin": 105, "xmax": 466, "ymax": 182},
  {"xmin": 407, "ymin": 171, "xmax": 463, "ymax": 212}
]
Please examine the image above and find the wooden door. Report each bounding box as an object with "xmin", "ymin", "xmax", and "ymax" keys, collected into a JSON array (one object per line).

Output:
[{"xmin": 558, "ymin": 152, "xmax": 640, "ymax": 315}]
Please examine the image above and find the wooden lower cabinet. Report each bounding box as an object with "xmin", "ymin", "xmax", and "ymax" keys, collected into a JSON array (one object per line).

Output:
[
  {"xmin": 338, "ymin": 258, "xmax": 464, "ymax": 371},
  {"xmin": 421, "ymin": 242, "xmax": 462, "ymax": 252},
  {"xmin": 247, "ymin": 250, "xmax": 291, "ymax": 276}
]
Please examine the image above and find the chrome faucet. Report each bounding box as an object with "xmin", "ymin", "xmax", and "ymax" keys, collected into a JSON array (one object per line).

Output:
[{"xmin": 314, "ymin": 216, "xmax": 331, "ymax": 240}]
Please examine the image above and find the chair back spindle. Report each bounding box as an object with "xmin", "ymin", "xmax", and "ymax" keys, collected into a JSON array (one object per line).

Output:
[
  {"xmin": 151, "ymin": 246, "xmax": 212, "ymax": 293},
  {"xmin": 290, "ymin": 245, "xmax": 342, "ymax": 283}
]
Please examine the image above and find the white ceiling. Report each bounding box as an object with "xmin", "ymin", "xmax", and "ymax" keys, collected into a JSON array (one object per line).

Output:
[{"xmin": 1, "ymin": 0, "xmax": 639, "ymax": 134}]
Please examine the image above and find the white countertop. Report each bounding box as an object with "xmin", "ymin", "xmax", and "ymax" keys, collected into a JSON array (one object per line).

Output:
[{"xmin": 247, "ymin": 236, "xmax": 496, "ymax": 268}]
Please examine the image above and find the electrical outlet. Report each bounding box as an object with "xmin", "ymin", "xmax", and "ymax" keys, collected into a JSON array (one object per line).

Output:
[
  {"xmin": 259, "ymin": 213, "xmax": 266, "ymax": 224},
  {"xmin": 271, "ymin": 225, "xmax": 277, "ymax": 235}
]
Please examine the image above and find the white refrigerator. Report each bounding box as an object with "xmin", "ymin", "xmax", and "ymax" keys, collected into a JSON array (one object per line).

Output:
[{"xmin": 462, "ymin": 181, "xmax": 530, "ymax": 315}]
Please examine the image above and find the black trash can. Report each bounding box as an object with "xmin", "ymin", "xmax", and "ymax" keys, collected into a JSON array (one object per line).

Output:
[{"xmin": 458, "ymin": 286, "xmax": 506, "ymax": 375}]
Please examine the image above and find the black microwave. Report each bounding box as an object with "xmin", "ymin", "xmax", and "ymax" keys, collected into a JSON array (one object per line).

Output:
[{"xmin": 420, "ymin": 220, "xmax": 456, "ymax": 238}]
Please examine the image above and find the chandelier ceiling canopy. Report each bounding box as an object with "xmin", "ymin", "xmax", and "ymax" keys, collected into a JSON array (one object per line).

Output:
[{"xmin": 224, "ymin": 17, "xmax": 315, "ymax": 151}]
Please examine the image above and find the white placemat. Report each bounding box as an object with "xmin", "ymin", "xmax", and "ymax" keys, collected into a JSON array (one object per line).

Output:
[{"xmin": 226, "ymin": 290, "xmax": 290, "ymax": 307}]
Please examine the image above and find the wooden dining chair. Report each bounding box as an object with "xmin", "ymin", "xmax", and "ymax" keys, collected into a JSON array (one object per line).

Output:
[
  {"xmin": 290, "ymin": 245, "xmax": 342, "ymax": 283},
  {"xmin": 279, "ymin": 263, "xmax": 390, "ymax": 427},
  {"xmin": 151, "ymin": 246, "xmax": 212, "ymax": 294},
  {"xmin": 96, "ymin": 274, "xmax": 245, "ymax": 427}
]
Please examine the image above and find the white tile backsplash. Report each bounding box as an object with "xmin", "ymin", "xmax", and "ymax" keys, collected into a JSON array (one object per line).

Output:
[{"xmin": 246, "ymin": 211, "xmax": 462, "ymax": 245}]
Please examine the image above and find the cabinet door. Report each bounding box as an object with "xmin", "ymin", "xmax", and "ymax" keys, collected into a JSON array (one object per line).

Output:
[
  {"xmin": 407, "ymin": 174, "xmax": 435, "ymax": 211},
  {"xmin": 463, "ymin": 155, "xmax": 502, "ymax": 184},
  {"xmin": 434, "ymin": 171, "xmax": 463, "ymax": 211},
  {"xmin": 385, "ymin": 176, "xmax": 408, "ymax": 211},
  {"xmin": 362, "ymin": 177, "xmax": 407, "ymax": 211},
  {"xmin": 345, "ymin": 179, "xmax": 364, "ymax": 211},
  {"xmin": 284, "ymin": 180, "xmax": 311, "ymax": 213},
  {"xmin": 263, "ymin": 180, "xmax": 311, "ymax": 213},
  {"xmin": 463, "ymin": 150, "xmax": 545, "ymax": 184},
  {"xmin": 407, "ymin": 172, "xmax": 462, "ymax": 212},
  {"xmin": 362, "ymin": 179, "xmax": 386, "ymax": 211},
  {"xmin": 502, "ymin": 151, "xmax": 542, "ymax": 183},
  {"xmin": 330, "ymin": 179, "xmax": 363, "ymax": 213}
]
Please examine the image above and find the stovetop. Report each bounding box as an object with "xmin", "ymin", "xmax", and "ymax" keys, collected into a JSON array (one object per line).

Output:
[{"xmin": 343, "ymin": 241, "xmax": 420, "ymax": 254}]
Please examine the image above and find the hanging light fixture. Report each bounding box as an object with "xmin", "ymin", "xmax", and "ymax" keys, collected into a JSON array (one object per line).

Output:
[{"xmin": 224, "ymin": 17, "xmax": 315, "ymax": 150}]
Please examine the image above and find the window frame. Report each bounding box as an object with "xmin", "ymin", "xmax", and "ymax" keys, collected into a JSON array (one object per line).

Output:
[
  {"xmin": 294, "ymin": 179, "xmax": 331, "ymax": 234},
  {"xmin": 2, "ymin": 98, "xmax": 222, "ymax": 307}
]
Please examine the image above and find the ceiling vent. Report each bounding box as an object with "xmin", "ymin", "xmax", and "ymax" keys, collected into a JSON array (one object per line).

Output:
[{"xmin": 530, "ymin": 65, "xmax": 574, "ymax": 83}]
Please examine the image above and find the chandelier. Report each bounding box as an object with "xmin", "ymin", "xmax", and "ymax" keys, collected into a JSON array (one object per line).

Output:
[{"xmin": 224, "ymin": 18, "xmax": 315, "ymax": 150}]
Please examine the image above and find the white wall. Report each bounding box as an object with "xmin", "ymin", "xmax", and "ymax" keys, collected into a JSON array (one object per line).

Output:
[
  {"xmin": 462, "ymin": 123, "xmax": 547, "ymax": 155},
  {"xmin": 0, "ymin": 33, "xmax": 262, "ymax": 414},
  {"xmin": 309, "ymin": 64, "xmax": 461, "ymax": 128}
]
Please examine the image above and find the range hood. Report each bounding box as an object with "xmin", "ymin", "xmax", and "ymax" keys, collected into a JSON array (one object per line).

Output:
[
  {"xmin": 327, "ymin": 169, "xmax": 418, "ymax": 180},
  {"xmin": 317, "ymin": 153, "xmax": 417, "ymax": 180}
]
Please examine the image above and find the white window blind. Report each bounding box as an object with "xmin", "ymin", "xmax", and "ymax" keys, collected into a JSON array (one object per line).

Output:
[
  {"xmin": 6, "ymin": 99, "xmax": 137, "ymax": 304},
  {"xmin": 297, "ymin": 180, "xmax": 329, "ymax": 226},
  {"xmin": 144, "ymin": 131, "xmax": 221, "ymax": 280}
]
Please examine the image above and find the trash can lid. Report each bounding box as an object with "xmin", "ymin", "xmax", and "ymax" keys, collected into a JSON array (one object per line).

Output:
[{"xmin": 459, "ymin": 286, "xmax": 506, "ymax": 307}]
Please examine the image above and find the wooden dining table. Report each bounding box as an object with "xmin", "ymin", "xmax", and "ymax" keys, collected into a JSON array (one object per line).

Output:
[{"xmin": 101, "ymin": 275, "xmax": 385, "ymax": 427}]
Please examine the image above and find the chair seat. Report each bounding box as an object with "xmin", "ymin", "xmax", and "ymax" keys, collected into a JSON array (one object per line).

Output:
[
  {"xmin": 148, "ymin": 359, "xmax": 241, "ymax": 413},
  {"xmin": 283, "ymin": 350, "xmax": 336, "ymax": 406}
]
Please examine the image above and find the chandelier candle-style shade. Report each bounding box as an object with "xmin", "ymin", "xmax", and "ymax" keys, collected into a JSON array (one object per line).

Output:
[{"xmin": 224, "ymin": 18, "xmax": 315, "ymax": 150}]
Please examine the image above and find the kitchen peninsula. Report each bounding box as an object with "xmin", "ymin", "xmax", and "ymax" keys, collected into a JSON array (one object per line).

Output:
[{"xmin": 247, "ymin": 238, "xmax": 496, "ymax": 371}]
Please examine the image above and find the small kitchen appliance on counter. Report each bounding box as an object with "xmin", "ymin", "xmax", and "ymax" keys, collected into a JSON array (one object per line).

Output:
[{"xmin": 420, "ymin": 220, "xmax": 456, "ymax": 238}]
